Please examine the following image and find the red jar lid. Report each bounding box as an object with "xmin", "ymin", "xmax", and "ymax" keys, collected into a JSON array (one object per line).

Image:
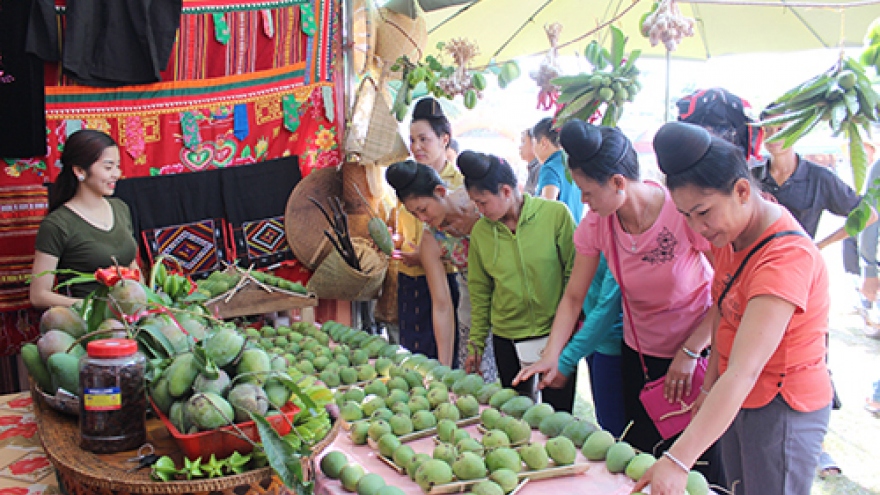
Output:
[{"xmin": 87, "ymin": 338, "xmax": 138, "ymax": 358}]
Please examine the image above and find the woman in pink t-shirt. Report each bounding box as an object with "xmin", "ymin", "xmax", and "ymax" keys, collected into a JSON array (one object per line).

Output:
[{"xmin": 515, "ymin": 121, "xmax": 722, "ymax": 482}]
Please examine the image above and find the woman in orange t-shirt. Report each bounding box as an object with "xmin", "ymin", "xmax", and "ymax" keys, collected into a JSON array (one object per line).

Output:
[{"xmin": 634, "ymin": 122, "xmax": 832, "ymax": 495}]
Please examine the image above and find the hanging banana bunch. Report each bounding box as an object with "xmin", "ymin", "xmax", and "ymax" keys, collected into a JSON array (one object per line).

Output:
[
  {"xmin": 859, "ymin": 18, "xmax": 880, "ymax": 73},
  {"xmin": 757, "ymin": 57, "xmax": 879, "ymax": 194},
  {"xmin": 552, "ymin": 26, "xmax": 641, "ymax": 128}
]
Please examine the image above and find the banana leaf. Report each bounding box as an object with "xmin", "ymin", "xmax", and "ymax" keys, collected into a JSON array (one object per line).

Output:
[
  {"xmin": 609, "ymin": 26, "xmax": 626, "ymax": 68},
  {"xmin": 250, "ymin": 412, "xmax": 311, "ymax": 494},
  {"xmin": 847, "ymin": 122, "xmax": 868, "ymax": 194}
]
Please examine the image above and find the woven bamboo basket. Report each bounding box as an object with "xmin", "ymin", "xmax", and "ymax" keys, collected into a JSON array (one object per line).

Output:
[
  {"xmin": 374, "ymin": 7, "xmax": 426, "ymax": 68},
  {"xmin": 284, "ymin": 167, "xmax": 342, "ymax": 270},
  {"xmin": 306, "ymin": 237, "xmax": 388, "ymax": 301},
  {"xmin": 31, "ymin": 380, "xmax": 340, "ymax": 495}
]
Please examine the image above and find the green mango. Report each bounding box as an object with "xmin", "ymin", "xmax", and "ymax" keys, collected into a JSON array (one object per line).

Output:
[
  {"xmin": 21, "ymin": 344, "xmax": 53, "ymax": 394},
  {"xmin": 47, "ymin": 353, "xmax": 80, "ymax": 396},
  {"xmin": 164, "ymin": 352, "xmax": 199, "ymax": 398}
]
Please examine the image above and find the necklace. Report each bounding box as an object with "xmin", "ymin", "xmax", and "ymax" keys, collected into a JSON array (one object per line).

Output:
[
  {"xmin": 621, "ymin": 229, "xmax": 639, "ymax": 252},
  {"xmin": 67, "ymin": 200, "xmax": 112, "ymax": 230}
]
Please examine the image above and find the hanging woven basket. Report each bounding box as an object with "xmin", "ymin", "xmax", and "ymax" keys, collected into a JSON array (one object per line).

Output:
[
  {"xmin": 374, "ymin": 7, "xmax": 426, "ymax": 67},
  {"xmin": 307, "ymin": 237, "xmax": 388, "ymax": 301}
]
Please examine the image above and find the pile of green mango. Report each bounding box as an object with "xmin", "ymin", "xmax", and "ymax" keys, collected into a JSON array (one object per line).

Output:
[
  {"xmin": 22, "ymin": 306, "xmax": 90, "ymax": 397},
  {"xmin": 196, "ymin": 269, "xmax": 307, "ymax": 299},
  {"xmin": 149, "ymin": 324, "xmax": 294, "ymax": 433},
  {"xmin": 312, "ymin": 330, "xmax": 712, "ymax": 495}
]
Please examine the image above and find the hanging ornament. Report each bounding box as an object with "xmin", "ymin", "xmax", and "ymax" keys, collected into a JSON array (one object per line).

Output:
[
  {"xmin": 300, "ymin": 4, "xmax": 317, "ymax": 36},
  {"xmin": 321, "ymin": 86, "xmax": 335, "ymax": 122},
  {"xmin": 282, "ymin": 94, "xmax": 300, "ymax": 132},
  {"xmin": 180, "ymin": 111, "xmax": 202, "ymax": 150},
  {"xmin": 212, "ymin": 13, "xmax": 231, "ymax": 45},
  {"xmin": 640, "ymin": 0, "xmax": 694, "ymax": 52},
  {"xmin": 434, "ymin": 38, "xmax": 482, "ymax": 108},
  {"xmin": 530, "ymin": 23, "xmax": 563, "ymax": 111}
]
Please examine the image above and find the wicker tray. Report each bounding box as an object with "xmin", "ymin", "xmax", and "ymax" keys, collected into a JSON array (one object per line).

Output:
[
  {"xmin": 32, "ymin": 386, "xmax": 341, "ymax": 495},
  {"xmin": 204, "ymin": 268, "xmax": 318, "ymax": 319}
]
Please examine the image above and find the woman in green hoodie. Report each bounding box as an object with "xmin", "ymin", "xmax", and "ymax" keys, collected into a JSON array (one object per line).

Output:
[{"xmin": 459, "ymin": 150, "xmax": 577, "ymax": 409}]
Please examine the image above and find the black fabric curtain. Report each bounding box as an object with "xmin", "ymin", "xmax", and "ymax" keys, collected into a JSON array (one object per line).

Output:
[
  {"xmin": 113, "ymin": 157, "xmax": 301, "ymax": 268},
  {"xmin": 220, "ymin": 156, "xmax": 301, "ymax": 225},
  {"xmin": 0, "ymin": 0, "xmax": 46, "ymax": 158}
]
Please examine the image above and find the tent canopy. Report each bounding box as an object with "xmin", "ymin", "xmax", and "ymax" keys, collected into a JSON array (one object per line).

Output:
[{"xmin": 422, "ymin": 0, "xmax": 880, "ymax": 65}]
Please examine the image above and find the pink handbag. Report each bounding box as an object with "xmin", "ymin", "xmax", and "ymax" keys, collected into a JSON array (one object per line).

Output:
[{"xmin": 638, "ymin": 356, "xmax": 707, "ymax": 439}]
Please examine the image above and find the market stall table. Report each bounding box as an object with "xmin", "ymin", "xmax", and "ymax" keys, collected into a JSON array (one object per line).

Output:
[{"xmin": 314, "ymin": 421, "xmax": 638, "ymax": 495}]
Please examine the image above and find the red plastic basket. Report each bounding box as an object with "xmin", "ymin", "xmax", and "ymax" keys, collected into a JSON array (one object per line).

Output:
[{"xmin": 150, "ymin": 398, "xmax": 300, "ymax": 460}]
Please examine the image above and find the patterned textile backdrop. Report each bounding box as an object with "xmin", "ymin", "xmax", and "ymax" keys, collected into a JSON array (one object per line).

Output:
[
  {"xmin": 2, "ymin": 0, "xmax": 340, "ymax": 187},
  {"xmin": 0, "ymin": 187, "xmax": 45, "ymax": 355},
  {"xmin": 235, "ymin": 216, "xmax": 292, "ymax": 268},
  {"xmin": 2, "ymin": 65, "xmax": 340, "ymax": 188},
  {"xmin": 43, "ymin": 0, "xmax": 324, "ymax": 85},
  {"xmin": 143, "ymin": 218, "xmax": 231, "ymax": 276},
  {"xmin": 0, "ymin": 187, "xmax": 47, "ymax": 313},
  {"xmin": 0, "ymin": 0, "xmax": 340, "ymax": 358}
]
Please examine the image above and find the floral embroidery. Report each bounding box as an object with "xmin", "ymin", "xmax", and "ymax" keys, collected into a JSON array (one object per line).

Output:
[
  {"xmin": 299, "ymin": 125, "xmax": 340, "ymax": 172},
  {"xmin": 315, "ymin": 127, "xmax": 336, "ymax": 151},
  {"xmin": 0, "ymin": 416, "xmax": 20, "ymax": 426},
  {"xmin": 0, "ymin": 487, "xmax": 28, "ymax": 495},
  {"xmin": 643, "ymin": 227, "xmax": 677, "ymax": 265},
  {"xmin": 3, "ymin": 159, "xmax": 47, "ymax": 179},
  {"xmin": 0, "ymin": 423, "xmax": 38, "ymax": 440}
]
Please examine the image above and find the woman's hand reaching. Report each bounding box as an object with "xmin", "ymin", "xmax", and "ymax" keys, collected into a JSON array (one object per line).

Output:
[
  {"xmin": 513, "ymin": 356, "xmax": 565, "ymax": 390},
  {"xmin": 464, "ymin": 351, "xmax": 482, "ymax": 374}
]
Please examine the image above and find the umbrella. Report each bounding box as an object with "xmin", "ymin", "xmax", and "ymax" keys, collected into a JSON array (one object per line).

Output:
[{"xmin": 423, "ymin": 0, "xmax": 880, "ymax": 65}]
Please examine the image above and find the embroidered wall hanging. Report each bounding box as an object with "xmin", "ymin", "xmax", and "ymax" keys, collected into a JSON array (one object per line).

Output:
[
  {"xmin": 143, "ymin": 218, "xmax": 230, "ymax": 275},
  {"xmin": 0, "ymin": 65, "xmax": 341, "ymax": 187},
  {"xmin": 236, "ymin": 216, "xmax": 292, "ymax": 268}
]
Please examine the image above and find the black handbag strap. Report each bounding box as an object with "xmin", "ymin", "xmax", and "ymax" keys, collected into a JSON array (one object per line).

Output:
[{"xmin": 717, "ymin": 230, "xmax": 807, "ymax": 311}]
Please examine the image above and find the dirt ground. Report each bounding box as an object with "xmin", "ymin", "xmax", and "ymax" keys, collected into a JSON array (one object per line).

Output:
[{"xmin": 571, "ymin": 217, "xmax": 880, "ymax": 495}]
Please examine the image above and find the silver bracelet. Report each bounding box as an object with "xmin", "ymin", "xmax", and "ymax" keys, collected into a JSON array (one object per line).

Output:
[
  {"xmin": 681, "ymin": 346, "xmax": 701, "ymax": 359},
  {"xmin": 663, "ymin": 451, "xmax": 691, "ymax": 474},
  {"xmin": 700, "ymin": 386, "xmax": 710, "ymax": 395}
]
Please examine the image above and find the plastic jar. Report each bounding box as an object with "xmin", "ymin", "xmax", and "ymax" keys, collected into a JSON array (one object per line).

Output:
[{"xmin": 79, "ymin": 338, "xmax": 147, "ymax": 453}]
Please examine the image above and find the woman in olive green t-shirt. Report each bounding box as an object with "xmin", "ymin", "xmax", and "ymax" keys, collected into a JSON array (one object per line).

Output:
[{"xmin": 30, "ymin": 130, "xmax": 139, "ymax": 308}]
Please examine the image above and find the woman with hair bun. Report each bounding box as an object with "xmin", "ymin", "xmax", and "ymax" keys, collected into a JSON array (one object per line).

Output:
[
  {"xmin": 392, "ymin": 98, "xmax": 466, "ymax": 363},
  {"xmin": 634, "ymin": 121, "xmax": 831, "ymax": 495},
  {"xmin": 514, "ymin": 120, "xmax": 723, "ymax": 483},
  {"xmin": 30, "ymin": 129, "xmax": 140, "ymax": 308},
  {"xmin": 460, "ymin": 150, "xmax": 576, "ymax": 410},
  {"xmin": 385, "ymin": 160, "xmax": 497, "ymax": 379}
]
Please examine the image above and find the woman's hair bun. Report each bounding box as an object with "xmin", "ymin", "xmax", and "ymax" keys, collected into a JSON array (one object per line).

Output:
[
  {"xmin": 457, "ymin": 150, "xmax": 491, "ymax": 180},
  {"xmin": 412, "ymin": 97, "xmax": 445, "ymax": 120},
  {"xmin": 386, "ymin": 160, "xmax": 420, "ymax": 191},
  {"xmin": 653, "ymin": 121, "xmax": 712, "ymax": 175},
  {"xmin": 559, "ymin": 120, "xmax": 603, "ymax": 163}
]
